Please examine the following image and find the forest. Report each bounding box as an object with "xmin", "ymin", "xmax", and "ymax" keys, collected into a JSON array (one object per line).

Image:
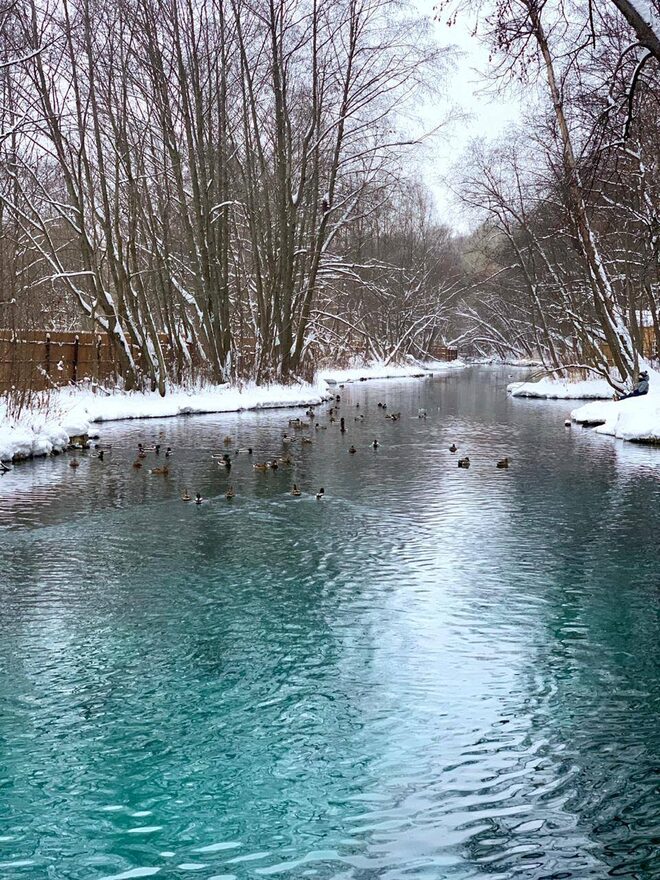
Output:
[{"xmin": 0, "ymin": 0, "xmax": 658, "ymax": 395}]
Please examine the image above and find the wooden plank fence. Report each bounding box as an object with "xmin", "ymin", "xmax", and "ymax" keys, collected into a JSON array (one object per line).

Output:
[
  {"xmin": 0, "ymin": 329, "xmax": 459, "ymax": 394},
  {"xmin": 0, "ymin": 329, "xmax": 129, "ymax": 393}
]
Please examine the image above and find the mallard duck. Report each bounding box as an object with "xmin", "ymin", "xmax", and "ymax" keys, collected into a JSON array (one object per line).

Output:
[
  {"xmin": 315, "ymin": 423, "xmax": 326, "ymax": 430},
  {"xmin": 132, "ymin": 459, "xmax": 143, "ymax": 469},
  {"xmin": 354, "ymin": 415, "xmax": 364, "ymax": 422},
  {"xmin": 217, "ymin": 454, "xmax": 231, "ymax": 468},
  {"xmin": 182, "ymin": 489, "xmax": 191, "ymax": 501},
  {"xmin": 458, "ymin": 457, "xmax": 470, "ymax": 469},
  {"xmin": 496, "ymin": 457, "xmax": 510, "ymax": 469},
  {"xmin": 165, "ymin": 447, "xmax": 173, "ymax": 457},
  {"xmin": 449, "ymin": 443, "xmax": 458, "ymax": 453},
  {"xmin": 270, "ymin": 459, "xmax": 279, "ymax": 470},
  {"xmin": 279, "ymin": 455, "xmax": 292, "ymax": 465},
  {"xmin": 253, "ymin": 462, "xmax": 269, "ymax": 471},
  {"xmin": 316, "ymin": 487, "xmax": 325, "ymax": 500},
  {"xmin": 69, "ymin": 459, "xmax": 80, "ymax": 469},
  {"xmin": 291, "ymin": 484, "xmax": 302, "ymax": 497},
  {"xmin": 301, "ymin": 436, "xmax": 312, "ymax": 445},
  {"xmin": 138, "ymin": 449, "xmax": 147, "ymax": 459},
  {"xmin": 225, "ymin": 486, "xmax": 236, "ymax": 499},
  {"xmin": 349, "ymin": 445, "xmax": 357, "ymax": 454},
  {"xmin": 282, "ymin": 434, "xmax": 294, "ymax": 444},
  {"xmin": 223, "ymin": 435, "xmax": 233, "ymax": 446},
  {"xmin": 372, "ymin": 439, "xmax": 379, "ymax": 449},
  {"xmin": 150, "ymin": 465, "xmax": 169, "ymax": 476}
]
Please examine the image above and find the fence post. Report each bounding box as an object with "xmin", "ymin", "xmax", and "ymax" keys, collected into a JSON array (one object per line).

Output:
[
  {"xmin": 72, "ymin": 335, "xmax": 79, "ymax": 384},
  {"xmin": 45, "ymin": 333, "xmax": 51, "ymax": 377}
]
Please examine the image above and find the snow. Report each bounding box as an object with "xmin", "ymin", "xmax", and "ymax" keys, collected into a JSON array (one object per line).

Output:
[
  {"xmin": 1, "ymin": 360, "xmax": 466, "ymax": 463},
  {"xmin": 572, "ymin": 385, "xmax": 660, "ymax": 442},
  {"xmin": 320, "ymin": 358, "xmax": 466, "ymax": 384},
  {"xmin": 508, "ymin": 376, "xmax": 616, "ymax": 400}
]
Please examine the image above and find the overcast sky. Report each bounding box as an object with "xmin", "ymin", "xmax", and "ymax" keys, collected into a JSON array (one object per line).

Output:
[{"xmin": 413, "ymin": 0, "xmax": 522, "ymax": 230}]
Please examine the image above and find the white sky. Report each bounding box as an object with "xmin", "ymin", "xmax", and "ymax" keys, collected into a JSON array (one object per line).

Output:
[{"xmin": 412, "ymin": 0, "xmax": 523, "ymax": 230}]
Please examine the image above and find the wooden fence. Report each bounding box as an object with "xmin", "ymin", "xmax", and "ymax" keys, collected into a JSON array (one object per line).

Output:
[
  {"xmin": 0, "ymin": 329, "xmax": 129, "ymax": 394},
  {"xmin": 0, "ymin": 329, "xmax": 459, "ymax": 394}
]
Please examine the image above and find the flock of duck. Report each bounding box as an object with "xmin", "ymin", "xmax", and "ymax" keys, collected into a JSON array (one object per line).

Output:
[{"xmin": 65, "ymin": 389, "xmax": 511, "ymax": 501}]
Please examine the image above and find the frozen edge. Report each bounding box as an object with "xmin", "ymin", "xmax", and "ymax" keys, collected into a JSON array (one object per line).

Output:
[{"xmin": 0, "ymin": 359, "xmax": 466, "ymax": 463}]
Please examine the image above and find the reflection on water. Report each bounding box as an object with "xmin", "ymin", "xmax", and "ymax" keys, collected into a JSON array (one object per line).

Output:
[{"xmin": 1, "ymin": 368, "xmax": 660, "ymax": 880}]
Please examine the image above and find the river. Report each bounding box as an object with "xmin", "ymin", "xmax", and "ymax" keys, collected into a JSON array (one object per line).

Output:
[{"xmin": 1, "ymin": 367, "xmax": 660, "ymax": 880}]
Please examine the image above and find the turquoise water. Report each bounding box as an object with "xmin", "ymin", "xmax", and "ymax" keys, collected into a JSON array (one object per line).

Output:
[{"xmin": 2, "ymin": 368, "xmax": 660, "ymax": 880}]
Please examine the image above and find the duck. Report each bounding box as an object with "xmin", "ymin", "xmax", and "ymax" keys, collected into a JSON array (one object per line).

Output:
[
  {"xmin": 132, "ymin": 459, "xmax": 143, "ymax": 469},
  {"xmin": 225, "ymin": 486, "xmax": 236, "ymax": 499},
  {"xmin": 138, "ymin": 449, "xmax": 147, "ymax": 459},
  {"xmin": 301, "ymin": 436, "xmax": 313, "ymax": 445},
  {"xmin": 354, "ymin": 415, "xmax": 364, "ymax": 422},
  {"xmin": 270, "ymin": 459, "xmax": 279, "ymax": 470},
  {"xmin": 340, "ymin": 418, "xmax": 346, "ymax": 433},
  {"xmin": 496, "ymin": 457, "xmax": 510, "ymax": 469},
  {"xmin": 385, "ymin": 412, "xmax": 401, "ymax": 421},
  {"xmin": 457, "ymin": 457, "xmax": 470, "ymax": 469},
  {"xmin": 291, "ymin": 484, "xmax": 302, "ymax": 497},
  {"xmin": 449, "ymin": 443, "xmax": 458, "ymax": 453},
  {"xmin": 165, "ymin": 447, "xmax": 173, "ymax": 457},
  {"xmin": 97, "ymin": 450, "xmax": 105, "ymax": 461},
  {"xmin": 315, "ymin": 423, "xmax": 327, "ymax": 430},
  {"xmin": 223, "ymin": 435, "xmax": 233, "ymax": 446},
  {"xmin": 306, "ymin": 408, "xmax": 315, "ymax": 418},
  {"xmin": 418, "ymin": 408, "xmax": 427, "ymax": 419},
  {"xmin": 372, "ymin": 439, "xmax": 379, "ymax": 449},
  {"xmin": 150, "ymin": 465, "xmax": 169, "ymax": 476},
  {"xmin": 349, "ymin": 445, "xmax": 357, "ymax": 454},
  {"xmin": 195, "ymin": 492, "xmax": 203, "ymax": 505},
  {"xmin": 181, "ymin": 489, "xmax": 191, "ymax": 502},
  {"xmin": 154, "ymin": 444, "xmax": 161, "ymax": 455},
  {"xmin": 282, "ymin": 434, "xmax": 295, "ymax": 444},
  {"xmin": 253, "ymin": 462, "xmax": 269, "ymax": 471},
  {"xmin": 315, "ymin": 487, "xmax": 325, "ymax": 500},
  {"xmin": 278, "ymin": 455, "xmax": 293, "ymax": 465},
  {"xmin": 216, "ymin": 454, "xmax": 232, "ymax": 468},
  {"xmin": 69, "ymin": 459, "xmax": 80, "ymax": 469}
]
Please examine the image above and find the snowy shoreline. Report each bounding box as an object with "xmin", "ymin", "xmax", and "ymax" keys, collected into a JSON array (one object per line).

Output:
[
  {"xmin": 507, "ymin": 372, "xmax": 660, "ymax": 445},
  {"xmin": 0, "ymin": 359, "xmax": 465, "ymax": 463}
]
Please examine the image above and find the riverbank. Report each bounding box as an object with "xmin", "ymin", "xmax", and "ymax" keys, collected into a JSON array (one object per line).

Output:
[
  {"xmin": 0, "ymin": 359, "xmax": 465, "ymax": 463},
  {"xmin": 571, "ymin": 390, "xmax": 660, "ymax": 443},
  {"xmin": 506, "ymin": 371, "xmax": 660, "ymax": 444},
  {"xmin": 508, "ymin": 376, "xmax": 615, "ymax": 400}
]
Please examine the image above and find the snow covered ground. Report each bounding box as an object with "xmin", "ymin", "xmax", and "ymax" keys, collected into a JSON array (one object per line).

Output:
[
  {"xmin": 0, "ymin": 359, "xmax": 466, "ymax": 463},
  {"xmin": 319, "ymin": 358, "xmax": 466, "ymax": 384},
  {"xmin": 508, "ymin": 370, "xmax": 660, "ymax": 444},
  {"xmin": 508, "ymin": 376, "xmax": 615, "ymax": 400},
  {"xmin": 572, "ymin": 390, "xmax": 660, "ymax": 443}
]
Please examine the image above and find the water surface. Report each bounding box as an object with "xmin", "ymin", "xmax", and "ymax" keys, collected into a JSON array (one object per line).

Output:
[{"xmin": 2, "ymin": 368, "xmax": 660, "ymax": 880}]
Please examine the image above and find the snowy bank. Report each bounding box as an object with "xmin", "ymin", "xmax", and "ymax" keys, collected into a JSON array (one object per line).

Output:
[
  {"xmin": 0, "ymin": 400, "xmax": 90, "ymax": 463},
  {"xmin": 508, "ymin": 376, "xmax": 615, "ymax": 400},
  {"xmin": 572, "ymin": 389, "xmax": 660, "ymax": 443},
  {"xmin": 0, "ymin": 379, "xmax": 330, "ymax": 463},
  {"xmin": 320, "ymin": 358, "xmax": 466, "ymax": 384},
  {"xmin": 1, "ymin": 359, "xmax": 467, "ymax": 463}
]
